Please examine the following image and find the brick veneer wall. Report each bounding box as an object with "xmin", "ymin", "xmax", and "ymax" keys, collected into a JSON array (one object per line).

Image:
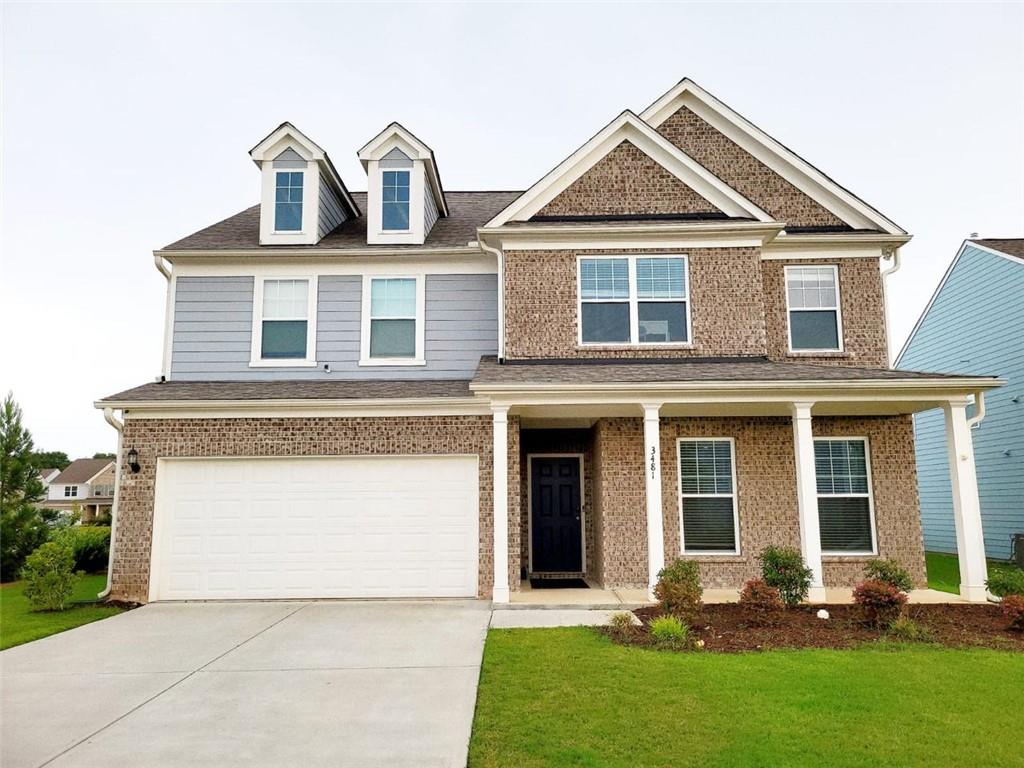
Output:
[
  {"xmin": 762, "ymin": 258, "xmax": 889, "ymax": 368},
  {"xmin": 656, "ymin": 414, "xmax": 925, "ymax": 589},
  {"xmin": 112, "ymin": 415, "xmax": 495, "ymax": 603},
  {"xmin": 655, "ymin": 106, "xmax": 845, "ymax": 228},
  {"xmin": 504, "ymin": 247, "xmax": 767, "ymax": 359},
  {"xmin": 592, "ymin": 418, "xmax": 648, "ymax": 587},
  {"xmin": 535, "ymin": 140, "xmax": 722, "ymax": 218}
]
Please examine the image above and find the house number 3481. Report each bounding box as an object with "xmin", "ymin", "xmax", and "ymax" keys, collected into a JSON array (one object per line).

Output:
[{"xmin": 649, "ymin": 446, "xmax": 657, "ymax": 479}]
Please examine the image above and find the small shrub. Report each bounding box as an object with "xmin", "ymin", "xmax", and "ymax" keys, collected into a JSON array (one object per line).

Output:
[
  {"xmin": 653, "ymin": 559, "xmax": 702, "ymax": 623},
  {"xmin": 21, "ymin": 542, "xmax": 81, "ymax": 612},
  {"xmin": 1001, "ymin": 595, "xmax": 1024, "ymax": 632},
  {"xmin": 648, "ymin": 615, "xmax": 693, "ymax": 648},
  {"xmin": 853, "ymin": 579, "xmax": 908, "ymax": 628},
  {"xmin": 758, "ymin": 546, "xmax": 812, "ymax": 607},
  {"xmin": 886, "ymin": 615, "xmax": 934, "ymax": 643},
  {"xmin": 863, "ymin": 558, "xmax": 914, "ymax": 593},
  {"xmin": 607, "ymin": 611, "xmax": 637, "ymax": 637},
  {"xmin": 987, "ymin": 568, "xmax": 1024, "ymax": 598},
  {"xmin": 52, "ymin": 526, "xmax": 111, "ymax": 573},
  {"xmin": 738, "ymin": 578, "xmax": 783, "ymax": 623}
]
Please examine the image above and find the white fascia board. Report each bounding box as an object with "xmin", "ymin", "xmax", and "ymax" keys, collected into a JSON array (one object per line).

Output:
[
  {"xmin": 762, "ymin": 233, "xmax": 912, "ymax": 260},
  {"xmin": 640, "ymin": 79, "xmax": 906, "ymax": 236},
  {"xmin": 156, "ymin": 245, "xmax": 488, "ymax": 262},
  {"xmin": 249, "ymin": 122, "xmax": 326, "ymax": 163},
  {"xmin": 485, "ymin": 110, "xmax": 772, "ymax": 228},
  {"xmin": 477, "ymin": 220, "xmax": 784, "ymax": 251},
  {"xmin": 95, "ymin": 398, "xmax": 491, "ymax": 419},
  {"xmin": 166, "ymin": 253, "xmax": 496, "ymax": 277}
]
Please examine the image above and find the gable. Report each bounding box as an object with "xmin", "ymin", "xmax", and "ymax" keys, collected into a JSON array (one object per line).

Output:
[
  {"xmin": 656, "ymin": 106, "xmax": 842, "ymax": 228},
  {"xmin": 534, "ymin": 140, "xmax": 723, "ymax": 219}
]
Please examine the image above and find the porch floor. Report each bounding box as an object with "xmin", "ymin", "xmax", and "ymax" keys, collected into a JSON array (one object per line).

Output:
[{"xmin": 505, "ymin": 582, "xmax": 965, "ymax": 608}]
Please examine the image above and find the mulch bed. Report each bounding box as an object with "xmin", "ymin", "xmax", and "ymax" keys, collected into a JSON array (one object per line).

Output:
[{"xmin": 612, "ymin": 603, "xmax": 1023, "ymax": 653}]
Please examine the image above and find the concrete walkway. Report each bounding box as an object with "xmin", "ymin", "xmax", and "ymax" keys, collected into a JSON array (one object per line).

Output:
[{"xmin": 0, "ymin": 601, "xmax": 490, "ymax": 768}]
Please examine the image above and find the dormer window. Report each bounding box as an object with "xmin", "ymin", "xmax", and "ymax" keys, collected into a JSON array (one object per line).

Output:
[
  {"xmin": 274, "ymin": 171, "xmax": 304, "ymax": 232},
  {"xmin": 382, "ymin": 170, "xmax": 411, "ymax": 231}
]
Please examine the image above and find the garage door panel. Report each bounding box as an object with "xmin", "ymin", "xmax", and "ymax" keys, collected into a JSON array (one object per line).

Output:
[{"xmin": 152, "ymin": 456, "xmax": 479, "ymax": 600}]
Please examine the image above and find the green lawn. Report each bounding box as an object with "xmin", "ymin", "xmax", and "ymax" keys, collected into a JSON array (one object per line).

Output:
[
  {"xmin": 0, "ymin": 574, "xmax": 124, "ymax": 650},
  {"xmin": 469, "ymin": 628, "xmax": 1023, "ymax": 768},
  {"xmin": 926, "ymin": 550, "xmax": 1020, "ymax": 594}
]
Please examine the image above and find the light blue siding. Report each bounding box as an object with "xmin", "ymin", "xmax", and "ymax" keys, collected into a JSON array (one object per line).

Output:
[
  {"xmin": 171, "ymin": 273, "xmax": 497, "ymax": 381},
  {"xmin": 899, "ymin": 244, "xmax": 1024, "ymax": 559}
]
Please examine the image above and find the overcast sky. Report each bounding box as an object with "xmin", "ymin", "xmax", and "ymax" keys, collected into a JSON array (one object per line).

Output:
[{"xmin": 2, "ymin": 2, "xmax": 1022, "ymax": 459}]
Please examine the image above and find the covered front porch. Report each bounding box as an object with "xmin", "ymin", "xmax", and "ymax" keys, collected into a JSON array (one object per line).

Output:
[{"xmin": 476, "ymin": 357, "xmax": 1002, "ymax": 605}]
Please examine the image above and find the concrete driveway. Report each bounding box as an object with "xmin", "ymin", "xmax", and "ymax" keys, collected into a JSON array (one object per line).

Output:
[{"xmin": 1, "ymin": 600, "xmax": 490, "ymax": 768}]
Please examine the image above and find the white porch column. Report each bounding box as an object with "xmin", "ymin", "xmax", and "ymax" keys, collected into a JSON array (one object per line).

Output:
[
  {"xmin": 791, "ymin": 402, "xmax": 826, "ymax": 602},
  {"xmin": 642, "ymin": 403, "xmax": 665, "ymax": 598},
  {"xmin": 944, "ymin": 399, "xmax": 989, "ymax": 602},
  {"xmin": 492, "ymin": 406, "xmax": 510, "ymax": 603}
]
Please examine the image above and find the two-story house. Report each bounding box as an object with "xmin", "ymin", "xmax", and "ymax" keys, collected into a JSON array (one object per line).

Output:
[
  {"xmin": 97, "ymin": 78, "xmax": 1001, "ymax": 605},
  {"xmin": 46, "ymin": 458, "xmax": 116, "ymax": 522}
]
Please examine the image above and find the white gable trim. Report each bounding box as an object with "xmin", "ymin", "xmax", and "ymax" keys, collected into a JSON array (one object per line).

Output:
[
  {"xmin": 486, "ymin": 111, "xmax": 774, "ymax": 228},
  {"xmin": 895, "ymin": 239, "xmax": 1023, "ymax": 366},
  {"xmin": 641, "ymin": 79, "xmax": 905, "ymax": 236},
  {"xmin": 359, "ymin": 123, "xmax": 448, "ymax": 217}
]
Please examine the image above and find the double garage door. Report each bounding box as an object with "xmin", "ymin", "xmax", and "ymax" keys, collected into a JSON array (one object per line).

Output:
[{"xmin": 150, "ymin": 456, "xmax": 479, "ymax": 601}]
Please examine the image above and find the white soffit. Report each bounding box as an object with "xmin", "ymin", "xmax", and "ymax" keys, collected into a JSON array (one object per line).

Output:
[
  {"xmin": 485, "ymin": 110, "xmax": 774, "ymax": 228},
  {"xmin": 640, "ymin": 79, "xmax": 906, "ymax": 236}
]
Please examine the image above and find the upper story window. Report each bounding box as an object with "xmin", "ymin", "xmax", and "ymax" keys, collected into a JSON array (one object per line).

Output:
[
  {"xmin": 381, "ymin": 170, "xmax": 411, "ymax": 231},
  {"xmin": 678, "ymin": 438, "xmax": 739, "ymax": 555},
  {"xmin": 786, "ymin": 265, "xmax": 842, "ymax": 352},
  {"xmin": 274, "ymin": 172, "xmax": 304, "ymax": 232},
  {"xmin": 251, "ymin": 277, "xmax": 317, "ymax": 366},
  {"xmin": 578, "ymin": 255, "xmax": 690, "ymax": 345},
  {"xmin": 64, "ymin": 486, "xmax": 78, "ymax": 498},
  {"xmin": 814, "ymin": 438, "xmax": 876, "ymax": 555},
  {"xmin": 360, "ymin": 276, "xmax": 425, "ymax": 365}
]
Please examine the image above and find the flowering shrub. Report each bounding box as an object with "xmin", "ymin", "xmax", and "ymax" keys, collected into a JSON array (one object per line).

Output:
[
  {"xmin": 1001, "ymin": 595, "xmax": 1024, "ymax": 632},
  {"xmin": 853, "ymin": 579, "xmax": 908, "ymax": 628},
  {"xmin": 738, "ymin": 578, "xmax": 783, "ymax": 623},
  {"xmin": 653, "ymin": 559, "xmax": 702, "ymax": 623}
]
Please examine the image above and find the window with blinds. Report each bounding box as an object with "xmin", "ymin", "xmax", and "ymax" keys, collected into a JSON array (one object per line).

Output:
[
  {"xmin": 678, "ymin": 438, "xmax": 739, "ymax": 554},
  {"xmin": 814, "ymin": 438, "xmax": 876, "ymax": 554}
]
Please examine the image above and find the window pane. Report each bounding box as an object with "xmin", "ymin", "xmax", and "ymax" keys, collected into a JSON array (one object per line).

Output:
[
  {"xmin": 636, "ymin": 258, "xmax": 685, "ymax": 299},
  {"xmin": 638, "ymin": 301, "xmax": 687, "ymax": 343},
  {"xmin": 275, "ymin": 202, "xmax": 302, "ymax": 231},
  {"xmin": 815, "ymin": 440, "xmax": 868, "ymax": 494},
  {"xmin": 679, "ymin": 440, "xmax": 733, "ymax": 495},
  {"xmin": 370, "ymin": 318, "xmax": 416, "ymax": 357},
  {"xmin": 581, "ymin": 302, "xmax": 629, "ymax": 343},
  {"xmin": 261, "ymin": 320, "xmax": 307, "ymax": 359},
  {"xmin": 819, "ymin": 497, "xmax": 872, "ymax": 552},
  {"xmin": 382, "ymin": 171, "xmax": 410, "ymax": 231},
  {"xmin": 382, "ymin": 201, "xmax": 410, "ymax": 230},
  {"xmin": 580, "ymin": 259, "xmax": 629, "ymax": 300},
  {"xmin": 274, "ymin": 172, "xmax": 303, "ymax": 231},
  {"xmin": 790, "ymin": 310, "xmax": 839, "ymax": 350},
  {"xmin": 682, "ymin": 498, "xmax": 736, "ymax": 552},
  {"xmin": 263, "ymin": 279, "xmax": 308, "ymax": 319},
  {"xmin": 370, "ymin": 278, "xmax": 416, "ymax": 317},
  {"xmin": 786, "ymin": 266, "xmax": 837, "ymax": 310}
]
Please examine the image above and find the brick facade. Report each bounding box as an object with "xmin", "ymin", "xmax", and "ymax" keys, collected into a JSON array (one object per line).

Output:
[
  {"xmin": 503, "ymin": 247, "xmax": 767, "ymax": 359},
  {"xmin": 112, "ymin": 415, "xmax": 496, "ymax": 603},
  {"xmin": 536, "ymin": 140, "xmax": 721, "ymax": 218},
  {"xmin": 655, "ymin": 106, "xmax": 845, "ymax": 228}
]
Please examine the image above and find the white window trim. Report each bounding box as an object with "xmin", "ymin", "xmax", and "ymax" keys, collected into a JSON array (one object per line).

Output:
[
  {"xmin": 249, "ymin": 276, "xmax": 319, "ymax": 368},
  {"xmin": 379, "ymin": 167, "xmax": 413, "ymax": 234},
  {"xmin": 677, "ymin": 437, "xmax": 741, "ymax": 556},
  {"xmin": 272, "ymin": 170, "xmax": 305, "ymax": 235},
  {"xmin": 359, "ymin": 274, "xmax": 426, "ymax": 366},
  {"xmin": 784, "ymin": 264, "xmax": 845, "ymax": 353},
  {"xmin": 814, "ymin": 436, "xmax": 878, "ymax": 557},
  {"xmin": 576, "ymin": 253, "xmax": 693, "ymax": 348}
]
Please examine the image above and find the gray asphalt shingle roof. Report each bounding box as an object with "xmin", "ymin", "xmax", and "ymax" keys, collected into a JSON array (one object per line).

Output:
[
  {"xmin": 970, "ymin": 238, "xmax": 1024, "ymax": 262},
  {"xmin": 52, "ymin": 459, "xmax": 114, "ymax": 484},
  {"xmin": 99, "ymin": 379, "xmax": 473, "ymax": 403}
]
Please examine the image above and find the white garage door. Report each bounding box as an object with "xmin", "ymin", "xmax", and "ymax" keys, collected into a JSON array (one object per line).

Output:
[{"xmin": 150, "ymin": 456, "xmax": 479, "ymax": 601}]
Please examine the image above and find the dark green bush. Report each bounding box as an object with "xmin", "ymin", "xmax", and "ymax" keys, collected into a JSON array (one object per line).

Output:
[
  {"xmin": 758, "ymin": 546, "xmax": 812, "ymax": 607},
  {"xmin": 21, "ymin": 542, "xmax": 80, "ymax": 611},
  {"xmin": 653, "ymin": 559, "xmax": 702, "ymax": 623},
  {"xmin": 864, "ymin": 558, "xmax": 914, "ymax": 593},
  {"xmin": 52, "ymin": 526, "xmax": 110, "ymax": 573},
  {"xmin": 987, "ymin": 568, "xmax": 1024, "ymax": 598}
]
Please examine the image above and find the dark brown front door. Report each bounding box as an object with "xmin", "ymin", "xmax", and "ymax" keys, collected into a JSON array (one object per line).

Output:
[{"xmin": 531, "ymin": 456, "xmax": 582, "ymax": 572}]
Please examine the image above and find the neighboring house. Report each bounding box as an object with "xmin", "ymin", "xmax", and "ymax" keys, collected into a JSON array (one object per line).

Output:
[
  {"xmin": 37, "ymin": 467, "xmax": 60, "ymax": 493},
  {"xmin": 46, "ymin": 458, "xmax": 116, "ymax": 523},
  {"xmin": 897, "ymin": 239, "xmax": 1024, "ymax": 561},
  {"xmin": 96, "ymin": 78, "xmax": 1000, "ymax": 605}
]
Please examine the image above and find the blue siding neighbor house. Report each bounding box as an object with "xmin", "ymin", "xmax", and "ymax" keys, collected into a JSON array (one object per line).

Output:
[{"xmin": 897, "ymin": 239, "xmax": 1024, "ymax": 560}]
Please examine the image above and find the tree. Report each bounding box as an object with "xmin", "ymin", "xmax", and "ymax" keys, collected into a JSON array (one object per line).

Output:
[
  {"xmin": 91, "ymin": 452, "xmax": 115, "ymax": 460},
  {"xmin": 0, "ymin": 393, "xmax": 53, "ymax": 581},
  {"xmin": 28, "ymin": 450, "xmax": 71, "ymax": 471}
]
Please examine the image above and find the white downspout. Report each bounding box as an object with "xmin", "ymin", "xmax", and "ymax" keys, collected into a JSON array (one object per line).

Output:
[
  {"xmin": 880, "ymin": 247, "xmax": 901, "ymax": 367},
  {"xmin": 967, "ymin": 390, "xmax": 986, "ymax": 429},
  {"xmin": 477, "ymin": 237, "xmax": 505, "ymax": 360},
  {"xmin": 98, "ymin": 407, "xmax": 124, "ymax": 600},
  {"xmin": 154, "ymin": 253, "xmax": 174, "ymax": 380}
]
